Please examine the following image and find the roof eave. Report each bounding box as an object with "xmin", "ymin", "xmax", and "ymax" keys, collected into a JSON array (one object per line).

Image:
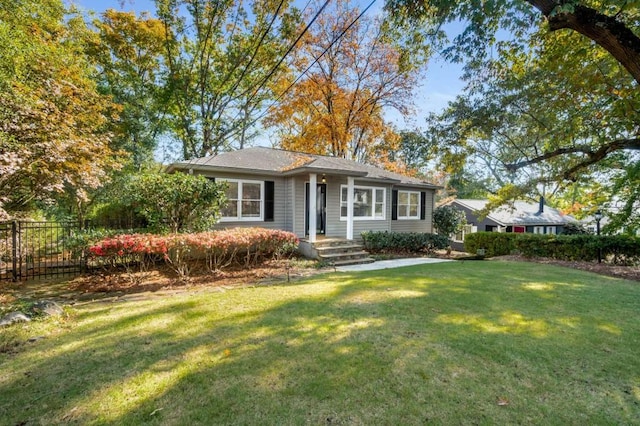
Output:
[
  {"xmin": 280, "ymin": 167, "xmax": 368, "ymax": 177},
  {"xmin": 167, "ymin": 162, "xmax": 283, "ymax": 176}
]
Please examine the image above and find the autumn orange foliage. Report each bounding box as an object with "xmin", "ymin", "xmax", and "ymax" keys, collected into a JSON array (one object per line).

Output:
[{"xmin": 265, "ymin": 0, "xmax": 419, "ymax": 170}]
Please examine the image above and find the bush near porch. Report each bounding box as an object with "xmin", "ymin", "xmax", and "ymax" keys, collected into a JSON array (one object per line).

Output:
[
  {"xmin": 465, "ymin": 232, "xmax": 640, "ymax": 264},
  {"xmin": 361, "ymin": 231, "xmax": 449, "ymax": 254},
  {"xmin": 88, "ymin": 228, "xmax": 299, "ymax": 279}
]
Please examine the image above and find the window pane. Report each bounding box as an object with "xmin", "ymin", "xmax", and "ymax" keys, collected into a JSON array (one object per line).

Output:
[
  {"xmin": 224, "ymin": 181, "xmax": 238, "ymax": 199},
  {"xmin": 354, "ymin": 188, "xmax": 370, "ymax": 204},
  {"xmin": 409, "ymin": 205, "xmax": 418, "ymax": 217},
  {"xmin": 353, "ymin": 188, "xmax": 372, "ymax": 217},
  {"xmin": 242, "ymin": 183, "xmax": 261, "ymax": 200},
  {"xmin": 341, "ymin": 187, "xmax": 347, "ymax": 202},
  {"xmin": 241, "ymin": 201, "xmax": 261, "ymax": 217},
  {"xmin": 376, "ymin": 189, "xmax": 384, "ymax": 202},
  {"xmin": 375, "ymin": 203, "xmax": 383, "ymax": 217},
  {"xmin": 398, "ymin": 191, "xmax": 408, "ymax": 204},
  {"xmin": 410, "ymin": 192, "xmax": 419, "ymax": 205},
  {"xmin": 221, "ymin": 201, "xmax": 238, "ymax": 217},
  {"xmin": 341, "ymin": 206, "xmax": 347, "ymax": 217},
  {"xmin": 399, "ymin": 205, "xmax": 408, "ymax": 217}
]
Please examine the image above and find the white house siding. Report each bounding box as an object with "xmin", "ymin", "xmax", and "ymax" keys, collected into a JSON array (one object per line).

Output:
[{"xmin": 195, "ymin": 171, "xmax": 290, "ymax": 232}]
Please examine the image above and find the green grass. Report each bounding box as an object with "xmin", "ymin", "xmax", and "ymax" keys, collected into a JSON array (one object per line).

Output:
[{"xmin": 1, "ymin": 260, "xmax": 639, "ymax": 425}]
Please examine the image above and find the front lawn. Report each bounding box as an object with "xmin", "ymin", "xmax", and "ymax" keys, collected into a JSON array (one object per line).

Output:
[{"xmin": 1, "ymin": 261, "xmax": 639, "ymax": 424}]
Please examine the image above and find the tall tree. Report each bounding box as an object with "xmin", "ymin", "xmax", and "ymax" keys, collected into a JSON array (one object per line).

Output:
[
  {"xmin": 422, "ymin": 26, "xmax": 638, "ymax": 222},
  {"xmin": 156, "ymin": 0, "xmax": 299, "ymax": 159},
  {"xmin": 387, "ymin": 0, "xmax": 640, "ymax": 230},
  {"xmin": 0, "ymin": 0, "xmax": 122, "ymax": 219},
  {"xmin": 265, "ymin": 0, "xmax": 422, "ymax": 163},
  {"xmin": 88, "ymin": 9, "xmax": 168, "ymax": 167},
  {"xmin": 387, "ymin": 0, "xmax": 640, "ymax": 171}
]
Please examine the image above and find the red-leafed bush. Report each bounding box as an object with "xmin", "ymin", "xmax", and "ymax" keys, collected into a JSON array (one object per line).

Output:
[{"xmin": 88, "ymin": 228, "xmax": 299, "ymax": 279}]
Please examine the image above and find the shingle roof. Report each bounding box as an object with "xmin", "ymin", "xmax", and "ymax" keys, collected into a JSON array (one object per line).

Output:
[
  {"xmin": 168, "ymin": 147, "xmax": 439, "ymax": 188},
  {"xmin": 452, "ymin": 199, "xmax": 577, "ymax": 226}
]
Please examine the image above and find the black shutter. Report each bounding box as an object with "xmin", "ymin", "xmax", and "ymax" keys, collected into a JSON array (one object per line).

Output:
[
  {"xmin": 420, "ymin": 191, "xmax": 426, "ymax": 220},
  {"xmin": 265, "ymin": 181, "xmax": 275, "ymax": 222},
  {"xmin": 392, "ymin": 190, "xmax": 398, "ymax": 221}
]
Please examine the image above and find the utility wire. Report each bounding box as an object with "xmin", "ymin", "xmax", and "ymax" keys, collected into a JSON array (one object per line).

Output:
[
  {"xmin": 225, "ymin": 0, "xmax": 288, "ymax": 97},
  {"xmin": 223, "ymin": 0, "xmax": 378, "ymax": 144},
  {"xmin": 240, "ymin": 0, "xmax": 332, "ymax": 105}
]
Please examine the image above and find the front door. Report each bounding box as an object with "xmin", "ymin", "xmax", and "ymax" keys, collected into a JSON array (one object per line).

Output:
[{"xmin": 305, "ymin": 183, "xmax": 327, "ymax": 235}]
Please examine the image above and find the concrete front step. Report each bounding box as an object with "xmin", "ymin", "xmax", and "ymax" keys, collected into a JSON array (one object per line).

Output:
[
  {"xmin": 305, "ymin": 238, "xmax": 374, "ymax": 266},
  {"xmin": 329, "ymin": 257, "xmax": 376, "ymax": 267},
  {"xmin": 311, "ymin": 238, "xmax": 358, "ymax": 248},
  {"xmin": 318, "ymin": 251, "xmax": 371, "ymax": 261},
  {"xmin": 315, "ymin": 244, "xmax": 364, "ymax": 255}
]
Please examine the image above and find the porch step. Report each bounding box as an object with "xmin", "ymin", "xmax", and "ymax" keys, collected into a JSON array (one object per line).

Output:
[
  {"xmin": 318, "ymin": 251, "xmax": 371, "ymax": 261},
  {"xmin": 311, "ymin": 238, "xmax": 375, "ymax": 266},
  {"xmin": 315, "ymin": 244, "xmax": 364, "ymax": 255},
  {"xmin": 311, "ymin": 238, "xmax": 360, "ymax": 248},
  {"xmin": 330, "ymin": 257, "xmax": 376, "ymax": 267}
]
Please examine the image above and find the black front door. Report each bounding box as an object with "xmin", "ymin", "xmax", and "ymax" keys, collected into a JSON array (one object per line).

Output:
[{"xmin": 305, "ymin": 183, "xmax": 327, "ymax": 235}]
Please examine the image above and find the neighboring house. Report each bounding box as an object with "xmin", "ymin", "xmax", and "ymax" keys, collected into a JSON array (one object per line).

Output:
[
  {"xmin": 446, "ymin": 198, "xmax": 578, "ymax": 251},
  {"xmin": 167, "ymin": 147, "xmax": 440, "ymax": 257}
]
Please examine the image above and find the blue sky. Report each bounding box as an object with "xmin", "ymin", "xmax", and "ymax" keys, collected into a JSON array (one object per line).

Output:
[{"xmin": 70, "ymin": 0, "xmax": 464, "ymax": 132}]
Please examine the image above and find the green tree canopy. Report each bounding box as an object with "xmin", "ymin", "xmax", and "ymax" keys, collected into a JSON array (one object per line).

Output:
[
  {"xmin": 386, "ymin": 0, "xmax": 640, "ymax": 232},
  {"xmin": 0, "ymin": 0, "xmax": 123, "ymax": 219}
]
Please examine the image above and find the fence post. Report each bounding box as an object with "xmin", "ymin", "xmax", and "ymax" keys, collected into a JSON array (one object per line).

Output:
[{"xmin": 11, "ymin": 220, "xmax": 18, "ymax": 282}]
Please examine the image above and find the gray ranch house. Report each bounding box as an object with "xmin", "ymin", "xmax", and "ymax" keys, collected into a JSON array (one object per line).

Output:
[
  {"xmin": 447, "ymin": 198, "xmax": 578, "ymax": 251},
  {"xmin": 168, "ymin": 147, "xmax": 441, "ymax": 264}
]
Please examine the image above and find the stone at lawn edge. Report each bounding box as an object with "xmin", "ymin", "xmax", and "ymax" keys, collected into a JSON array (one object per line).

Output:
[
  {"xmin": 0, "ymin": 312, "xmax": 31, "ymax": 327},
  {"xmin": 31, "ymin": 300, "xmax": 64, "ymax": 317}
]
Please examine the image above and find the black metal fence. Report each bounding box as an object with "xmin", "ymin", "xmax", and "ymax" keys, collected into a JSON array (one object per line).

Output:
[
  {"xmin": 0, "ymin": 218, "xmax": 149, "ymax": 282},
  {"xmin": 0, "ymin": 221, "xmax": 87, "ymax": 281}
]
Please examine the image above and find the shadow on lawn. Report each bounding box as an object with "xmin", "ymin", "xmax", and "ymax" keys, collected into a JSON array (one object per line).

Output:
[{"xmin": 1, "ymin": 261, "xmax": 639, "ymax": 424}]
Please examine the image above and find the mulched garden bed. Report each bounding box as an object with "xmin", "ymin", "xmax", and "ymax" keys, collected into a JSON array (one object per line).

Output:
[{"xmin": 68, "ymin": 258, "xmax": 326, "ymax": 296}]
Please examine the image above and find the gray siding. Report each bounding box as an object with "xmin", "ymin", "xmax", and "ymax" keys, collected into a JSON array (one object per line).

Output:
[
  {"xmin": 194, "ymin": 169, "xmax": 437, "ymax": 240},
  {"xmin": 293, "ymin": 176, "xmax": 306, "ymax": 237},
  {"xmin": 284, "ymin": 177, "xmax": 294, "ymax": 234},
  {"xmin": 194, "ymin": 171, "xmax": 290, "ymax": 232},
  {"xmin": 390, "ymin": 187, "xmax": 435, "ymax": 234}
]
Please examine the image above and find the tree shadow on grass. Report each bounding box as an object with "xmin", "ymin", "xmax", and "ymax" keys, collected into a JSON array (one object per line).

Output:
[{"xmin": 0, "ymin": 261, "xmax": 639, "ymax": 424}]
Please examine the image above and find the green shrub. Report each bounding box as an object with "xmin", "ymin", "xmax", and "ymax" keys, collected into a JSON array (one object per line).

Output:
[
  {"xmin": 464, "ymin": 232, "xmax": 640, "ymax": 264},
  {"xmin": 361, "ymin": 231, "xmax": 449, "ymax": 254},
  {"xmin": 433, "ymin": 205, "xmax": 466, "ymax": 236},
  {"xmin": 464, "ymin": 232, "xmax": 518, "ymax": 257}
]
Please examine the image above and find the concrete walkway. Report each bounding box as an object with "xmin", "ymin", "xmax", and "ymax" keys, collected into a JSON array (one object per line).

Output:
[{"xmin": 336, "ymin": 257, "xmax": 454, "ymax": 272}]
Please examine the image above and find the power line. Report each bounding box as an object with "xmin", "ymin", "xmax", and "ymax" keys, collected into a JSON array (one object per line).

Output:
[
  {"xmin": 223, "ymin": 0, "xmax": 378, "ymax": 144},
  {"xmin": 241, "ymin": 0, "xmax": 332, "ymax": 106},
  {"xmin": 271, "ymin": 0, "xmax": 378, "ymax": 108},
  {"xmin": 225, "ymin": 0, "xmax": 288, "ymax": 97}
]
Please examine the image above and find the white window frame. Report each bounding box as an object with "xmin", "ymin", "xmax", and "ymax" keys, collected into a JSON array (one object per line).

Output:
[
  {"xmin": 219, "ymin": 179, "xmax": 264, "ymax": 222},
  {"xmin": 533, "ymin": 226, "xmax": 545, "ymax": 234},
  {"xmin": 340, "ymin": 185, "xmax": 386, "ymax": 221},
  {"xmin": 397, "ymin": 190, "xmax": 421, "ymax": 220},
  {"xmin": 453, "ymin": 224, "xmax": 477, "ymax": 243},
  {"xmin": 547, "ymin": 226, "xmax": 557, "ymax": 235}
]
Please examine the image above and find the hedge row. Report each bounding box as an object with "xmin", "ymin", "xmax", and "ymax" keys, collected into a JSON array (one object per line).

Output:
[
  {"xmin": 361, "ymin": 231, "xmax": 449, "ymax": 254},
  {"xmin": 88, "ymin": 227, "xmax": 299, "ymax": 278},
  {"xmin": 464, "ymin": 232, "xmax": 640, "ymax": 264}
]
